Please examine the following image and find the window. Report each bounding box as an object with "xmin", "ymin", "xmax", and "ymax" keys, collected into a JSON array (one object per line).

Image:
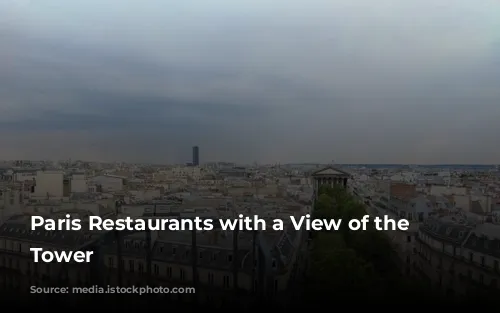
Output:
[
  {"xmin": 480, "ymin": 256, "xmax": 485, "ymax": 267},
  {"xmin": 180, "ymin": 269, "xmax": 185, "ymax": 281},
  {"xmin": 208, "ymin": 272, "xmax": 214, "ymax": 285},
  {"xmin": 494, "ymin": 260, "xmax": 499, "ymax": 272},
  {"xmin": 418, "ymin": 213, "xmax": 424, "ymax": 222},
  {"xmin": 272, "ymin": 259, "xmax": 277, "ymax": 268},
  {"xmin": 108, "ymin": 257, "xmax": 114, "ymax": 267},
  {"xmin": 227, "ymin": 254, "xmax": 232, "ymax": 262},
  {"xmin": 407, "ymin": 236, "xmax": 411, "ymax": 243},
  {"xmin": 223, "ymin": 275, "xmax": 230, "ymax": 288},
  {"xmin": 154, "ymin": 264, "xmax": 159, "ymax": 275},
  {"xmin": 138, "ymin": 263, "xmax": 144, "ymax": 273},
  {"xmin": 172, "ymin": 247, "xmax": 177, "ymax": 255},
  {"xmin": 129, "ymin": 260, "xmax": 134, "ymax": 272},
  {"xmin": 167, "ymin": 267, "xmax": 172, "ymax": 278},
  {"xmin": 469, "ymin": 252, "xmax": 474, "ymax": 262}
]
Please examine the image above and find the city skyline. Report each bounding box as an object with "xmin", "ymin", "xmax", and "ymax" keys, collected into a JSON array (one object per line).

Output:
[
  {"xmin": 1, "ymin": 0, "xmax": 499, "ymax": 164},
  {"xmin": 1, "ymin": 158, "xmax": 498, "ymax": 168}
]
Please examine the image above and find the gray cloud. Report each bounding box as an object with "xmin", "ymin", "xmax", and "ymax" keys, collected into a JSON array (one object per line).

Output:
[{"xmin": 0, "ymin": 0, "xmax": 499, "ymax": 163}]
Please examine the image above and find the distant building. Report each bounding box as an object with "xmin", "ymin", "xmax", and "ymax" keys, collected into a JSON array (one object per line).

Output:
[
  {"xmin": 311, "ymin": 166, "xmax": 351, "ymax": 199},
  {"xmin": 192, "ymin": 146, "xmax": 199, "ymax": 166},
  {"xmin": 70, "ymin": 172, "xmax": 87, "ymax": 193},
  {"xmin": 32, "ymin": 170, "xmax": 64, "ymax": 199},
  {"xmin": 89, "ymin": 174, "xmax": 125, "ymax": 192},
  {"xmin": 218, "ymin": 168, "xmax": 248, "ymax": 178},
  {"xmin": 389, "ymin": 182, "xmax": 417, "ymax": 199}
]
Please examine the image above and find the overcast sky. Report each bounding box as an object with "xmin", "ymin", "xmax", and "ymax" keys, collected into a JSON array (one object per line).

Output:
[{"xmin": 1, "ymin": 0, "xmax": 499, "ymax": 164}]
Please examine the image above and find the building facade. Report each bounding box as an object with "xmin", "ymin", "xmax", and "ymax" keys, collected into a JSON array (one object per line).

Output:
[
  {"xmin": 311, "ymin": 166, "xmax": 351, "ymax": 199},
  {"xmin": 0, "ymin": 212, "xmax": 308, "ymax": 309},
  {"xmin": 415, "ymin": 217, "xmax": 500, "ymax": 297}
]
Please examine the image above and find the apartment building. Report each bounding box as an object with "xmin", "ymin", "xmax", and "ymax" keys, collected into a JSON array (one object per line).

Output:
[
  {"xmin": 0, "ymin": 211, "xmax": 308, "ymax": 308},
  {"xmin": 101, "ymin": 221, "xmax": 307, "ymax": 307},
  {"xmin": 0, "ymin": 214, "xmax": 100, "ymax": 290},
  {"xmin": 415, "ymin": 216, "xmax": 500, "ymax": 297},
  {"xmin": 368, "ymin": 191, "xmax": 437, "ymax": 278}
]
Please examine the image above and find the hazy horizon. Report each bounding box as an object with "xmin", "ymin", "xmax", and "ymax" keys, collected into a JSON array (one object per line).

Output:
[
  {"xmin": 1, "ymin": 159, "xmax": 498, "ymax": 166},
  {"xmin": 1, "ymin": 0, "xmax": 499, "ymax": 164}
]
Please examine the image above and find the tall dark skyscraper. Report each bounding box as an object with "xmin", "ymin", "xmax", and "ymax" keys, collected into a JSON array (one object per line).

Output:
[{"xmin": 192, "ymin": 146, "xmax": 199, "ymax": 166}]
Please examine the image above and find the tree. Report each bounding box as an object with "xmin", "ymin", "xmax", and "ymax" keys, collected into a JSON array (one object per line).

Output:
[
  {"xmin": 306, "ymin": 232, "xmax": 376, "ymax": 306},
  {"xmin": 305, "ymin": 185, "xmax": 432, "ymax": 305},
  {"xmin": 314, "ymin": 194, "xmax": 335, "ymax": 219}
]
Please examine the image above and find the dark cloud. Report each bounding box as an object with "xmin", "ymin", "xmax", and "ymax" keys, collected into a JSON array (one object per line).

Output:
[
  {"xmin": 0, "ymin": 91, "xmax": 277, "ymax": 132},
  {"xmin": 0, "ymin": 0, "xmax": 499, "ymax": 163}
]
